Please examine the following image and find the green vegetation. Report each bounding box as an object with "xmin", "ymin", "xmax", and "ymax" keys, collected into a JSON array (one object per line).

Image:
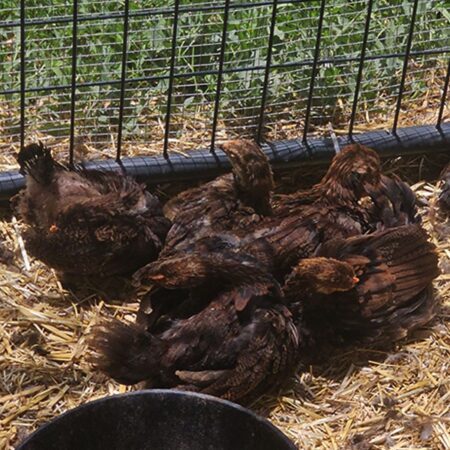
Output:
[{"xmin": 0, "ymin": 0, "xmax": 448, "ymax": 149}]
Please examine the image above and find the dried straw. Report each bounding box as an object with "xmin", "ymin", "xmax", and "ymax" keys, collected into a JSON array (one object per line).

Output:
[{"xmin": 0, "ymin": 108, "xmax": 449, "ymax": 449}]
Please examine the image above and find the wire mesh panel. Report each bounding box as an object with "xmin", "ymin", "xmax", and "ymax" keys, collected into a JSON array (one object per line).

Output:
[{"xmin": 0, "ymin": 0, "xmax": 448, "ymax": 167}]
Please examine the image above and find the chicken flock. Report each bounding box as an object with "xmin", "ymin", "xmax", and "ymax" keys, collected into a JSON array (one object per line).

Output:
[{"xmin": 11, "ymin": 140, "xmax": 444, "ymax": 405}]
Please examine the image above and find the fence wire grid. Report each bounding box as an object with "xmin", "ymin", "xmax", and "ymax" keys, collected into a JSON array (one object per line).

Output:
[{"xmin": 0, "ymin": 0, "xmax": 448, "ymax": 165}]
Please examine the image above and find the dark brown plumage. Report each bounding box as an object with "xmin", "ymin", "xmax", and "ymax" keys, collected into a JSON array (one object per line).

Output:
[
  {"xmin": 161, "ymin": 139, "xmax": 274, "ymax": 256},
  {"xmin": 273, "ymin": 144, "xmax": 382, "ymax": 212},
  {"xmin": 367, "ymin": 174, "xmax": 418, "ymax": 228},
  {"xmin": 220, "ymin": 139, "xmax": 274, "ymax": 216},
  {"xmin": 13, "ymin": 143, "xmax": 170, "ymax": 276},
  {"xmin": 283, "ymin": 224, "xmax": 439, "ymax": 346},
  {"xmin": 90, "ymin": 251, "xmax": 299, "ymax": 404},
  {"xmin": 242, "ymin": 144, "xmax": 418, "ymax": 275},
  {"xmin": 134, "ymin": 234, "xmax": 271, "ymax": 290},
  {"xmin": 132, "ymin": 234, "xmax": 277, "ymax": 332},
  {"xmin": 245, "ymin": 203, "xmax": 368, "ymax": 276},
  {"xmin": 274, "ymin": 144, "xmax": 417, "ymax": 230}
]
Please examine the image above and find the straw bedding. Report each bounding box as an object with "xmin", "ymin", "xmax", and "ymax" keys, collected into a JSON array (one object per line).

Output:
[{"xmin": 0, "ymin": 154, "xmax": 449, "ymax": 450}]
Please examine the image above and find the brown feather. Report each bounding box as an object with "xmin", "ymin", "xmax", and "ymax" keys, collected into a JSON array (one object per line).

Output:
[
  {"xmin": 161, "ymin": 140, "xmax": 274, "ymax": 258},
  {"xmin": 284, "ymin": 224, "xmax": 439, "ymax": 347},
  {"xmin": 90, "ymin": 256, "xmax": 300, "ymax": 404},
  {"xmin": 13, "ymin": 143, "xmax": 170, "ymax": 276}
]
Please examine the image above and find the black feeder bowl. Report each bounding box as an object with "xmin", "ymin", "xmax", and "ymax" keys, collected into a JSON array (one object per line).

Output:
[{"xmin": 16, "ymin": 389, "xmax": 297, "ymax": 450}]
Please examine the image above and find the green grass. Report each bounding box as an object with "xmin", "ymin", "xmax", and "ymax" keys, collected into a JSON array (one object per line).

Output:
[{"xmin": 0, "ymin": 0, "xmax": 448, "ymax": 149}]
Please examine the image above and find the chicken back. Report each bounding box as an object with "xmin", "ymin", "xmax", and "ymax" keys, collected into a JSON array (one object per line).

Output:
[
  {"xmin": 283, "ymin": 224, "xmax": 439, "ymax": 347},
  {"xmin": 161, "ymin": 140, "xmax": 274, "ymax": 257},
  {"xmin": 243, "ymin": 144, "xmax": 419, "ymax": 276},
  {"xmin": 90, "ymin": 250, "xmax": 300, "ymax": 404}
]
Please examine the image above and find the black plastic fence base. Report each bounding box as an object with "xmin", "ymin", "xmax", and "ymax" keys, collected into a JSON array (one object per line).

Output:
[{"xmin": 1, "ymin": 123, "xmax": 449, "ymax": 201}]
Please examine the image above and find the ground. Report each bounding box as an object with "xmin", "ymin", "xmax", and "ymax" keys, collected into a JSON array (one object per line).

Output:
[{"xmin": 0, "ymin": 159, "xmax": 449, "ymax": 450}]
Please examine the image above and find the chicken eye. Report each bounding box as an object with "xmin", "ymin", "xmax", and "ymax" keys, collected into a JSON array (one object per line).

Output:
[{"xmin": 351, "ymin": 171, "xmax": 362, "ymax": 183}]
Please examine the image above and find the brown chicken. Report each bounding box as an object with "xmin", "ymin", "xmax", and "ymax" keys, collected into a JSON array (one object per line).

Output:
[
  {"xmin": 161, "ymin": 139, "xmax": 274, "ymax": 256},
  {"xmin": 274, "ymin": 144, "xmax": 417, "ymax": 229},
  {"xmin": 274, "ymin": 144, "xmax": 382, "ymax": 212},
  {"xmin": 90, "ymin": 250, "xmax": 300, "ymax": 404},
  {"xmin": 241, "ymin": 144, "xmax": 418, "ymax": 275},
  {"xmin": 132, "ymin": 232, "xmax": 277, "ymax": 331},
  {"xmin": 13, "ymin": 143, "xmax": 171, "ymax": 276},
  {"xmin": 282, "ymin": 224, "xmax": 439, "ymax": 347}
]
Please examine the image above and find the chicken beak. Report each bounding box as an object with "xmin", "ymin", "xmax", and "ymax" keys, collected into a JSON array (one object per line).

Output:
[
  {"xmin": 352, "ymin": 276, "xmax": 360, "ymax": 284},
  {"xmin": 147, "ymin": 274, "xmax": 166, "ymax": 282},
  {"xmin": 49, "ymin": 224, "xmax": 59, "ymax": 233}
]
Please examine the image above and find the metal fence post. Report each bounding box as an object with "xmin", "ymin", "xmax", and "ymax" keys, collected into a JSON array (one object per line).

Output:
[
  {"xmin": 117, "ymin": 0, "xmax": 131, "ymax": 161},
  {"xmin": 210, "ymin": 0, "xmax": 231, "ymax": 153},
  {"xmin": 163, "ymin": 0, "xmax": 181, "ymax": 159},
  {"xmin": 302, "ymin": 0, "xmax": 326, "ymax": 143},
  {"xmin": 392, "ymin": 0, "xmax": 419, "ymax": 134},
  {"xmin": 256, "ymin": 0, "xmax": 279, "ymax": 144},
  {"xmin": 69, "ymin": 0, "xmax": 79, "ymax": 166},
  {"xmin": 19, "ymin": 0, "xmax": 26, "ymax": 151}
]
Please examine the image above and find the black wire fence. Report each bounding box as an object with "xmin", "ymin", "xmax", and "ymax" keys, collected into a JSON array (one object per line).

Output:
[{"xmin": 0, "ymin": 0, "xmax": 449, "ymax": 197}]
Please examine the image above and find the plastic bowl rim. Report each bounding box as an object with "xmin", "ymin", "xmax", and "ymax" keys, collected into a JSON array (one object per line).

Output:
[{"xmin": 16, "ymin": 389, "xmax": 297, "ymax": 449}]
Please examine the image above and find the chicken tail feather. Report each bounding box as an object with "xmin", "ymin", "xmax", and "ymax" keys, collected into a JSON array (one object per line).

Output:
[
  {"xmin": 88, "ymin": 320, "xmax": 163, "ymax": 385},
  {"xmin": 17, "ymin": 142, "xmax": 55, "ymax": 185}
]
